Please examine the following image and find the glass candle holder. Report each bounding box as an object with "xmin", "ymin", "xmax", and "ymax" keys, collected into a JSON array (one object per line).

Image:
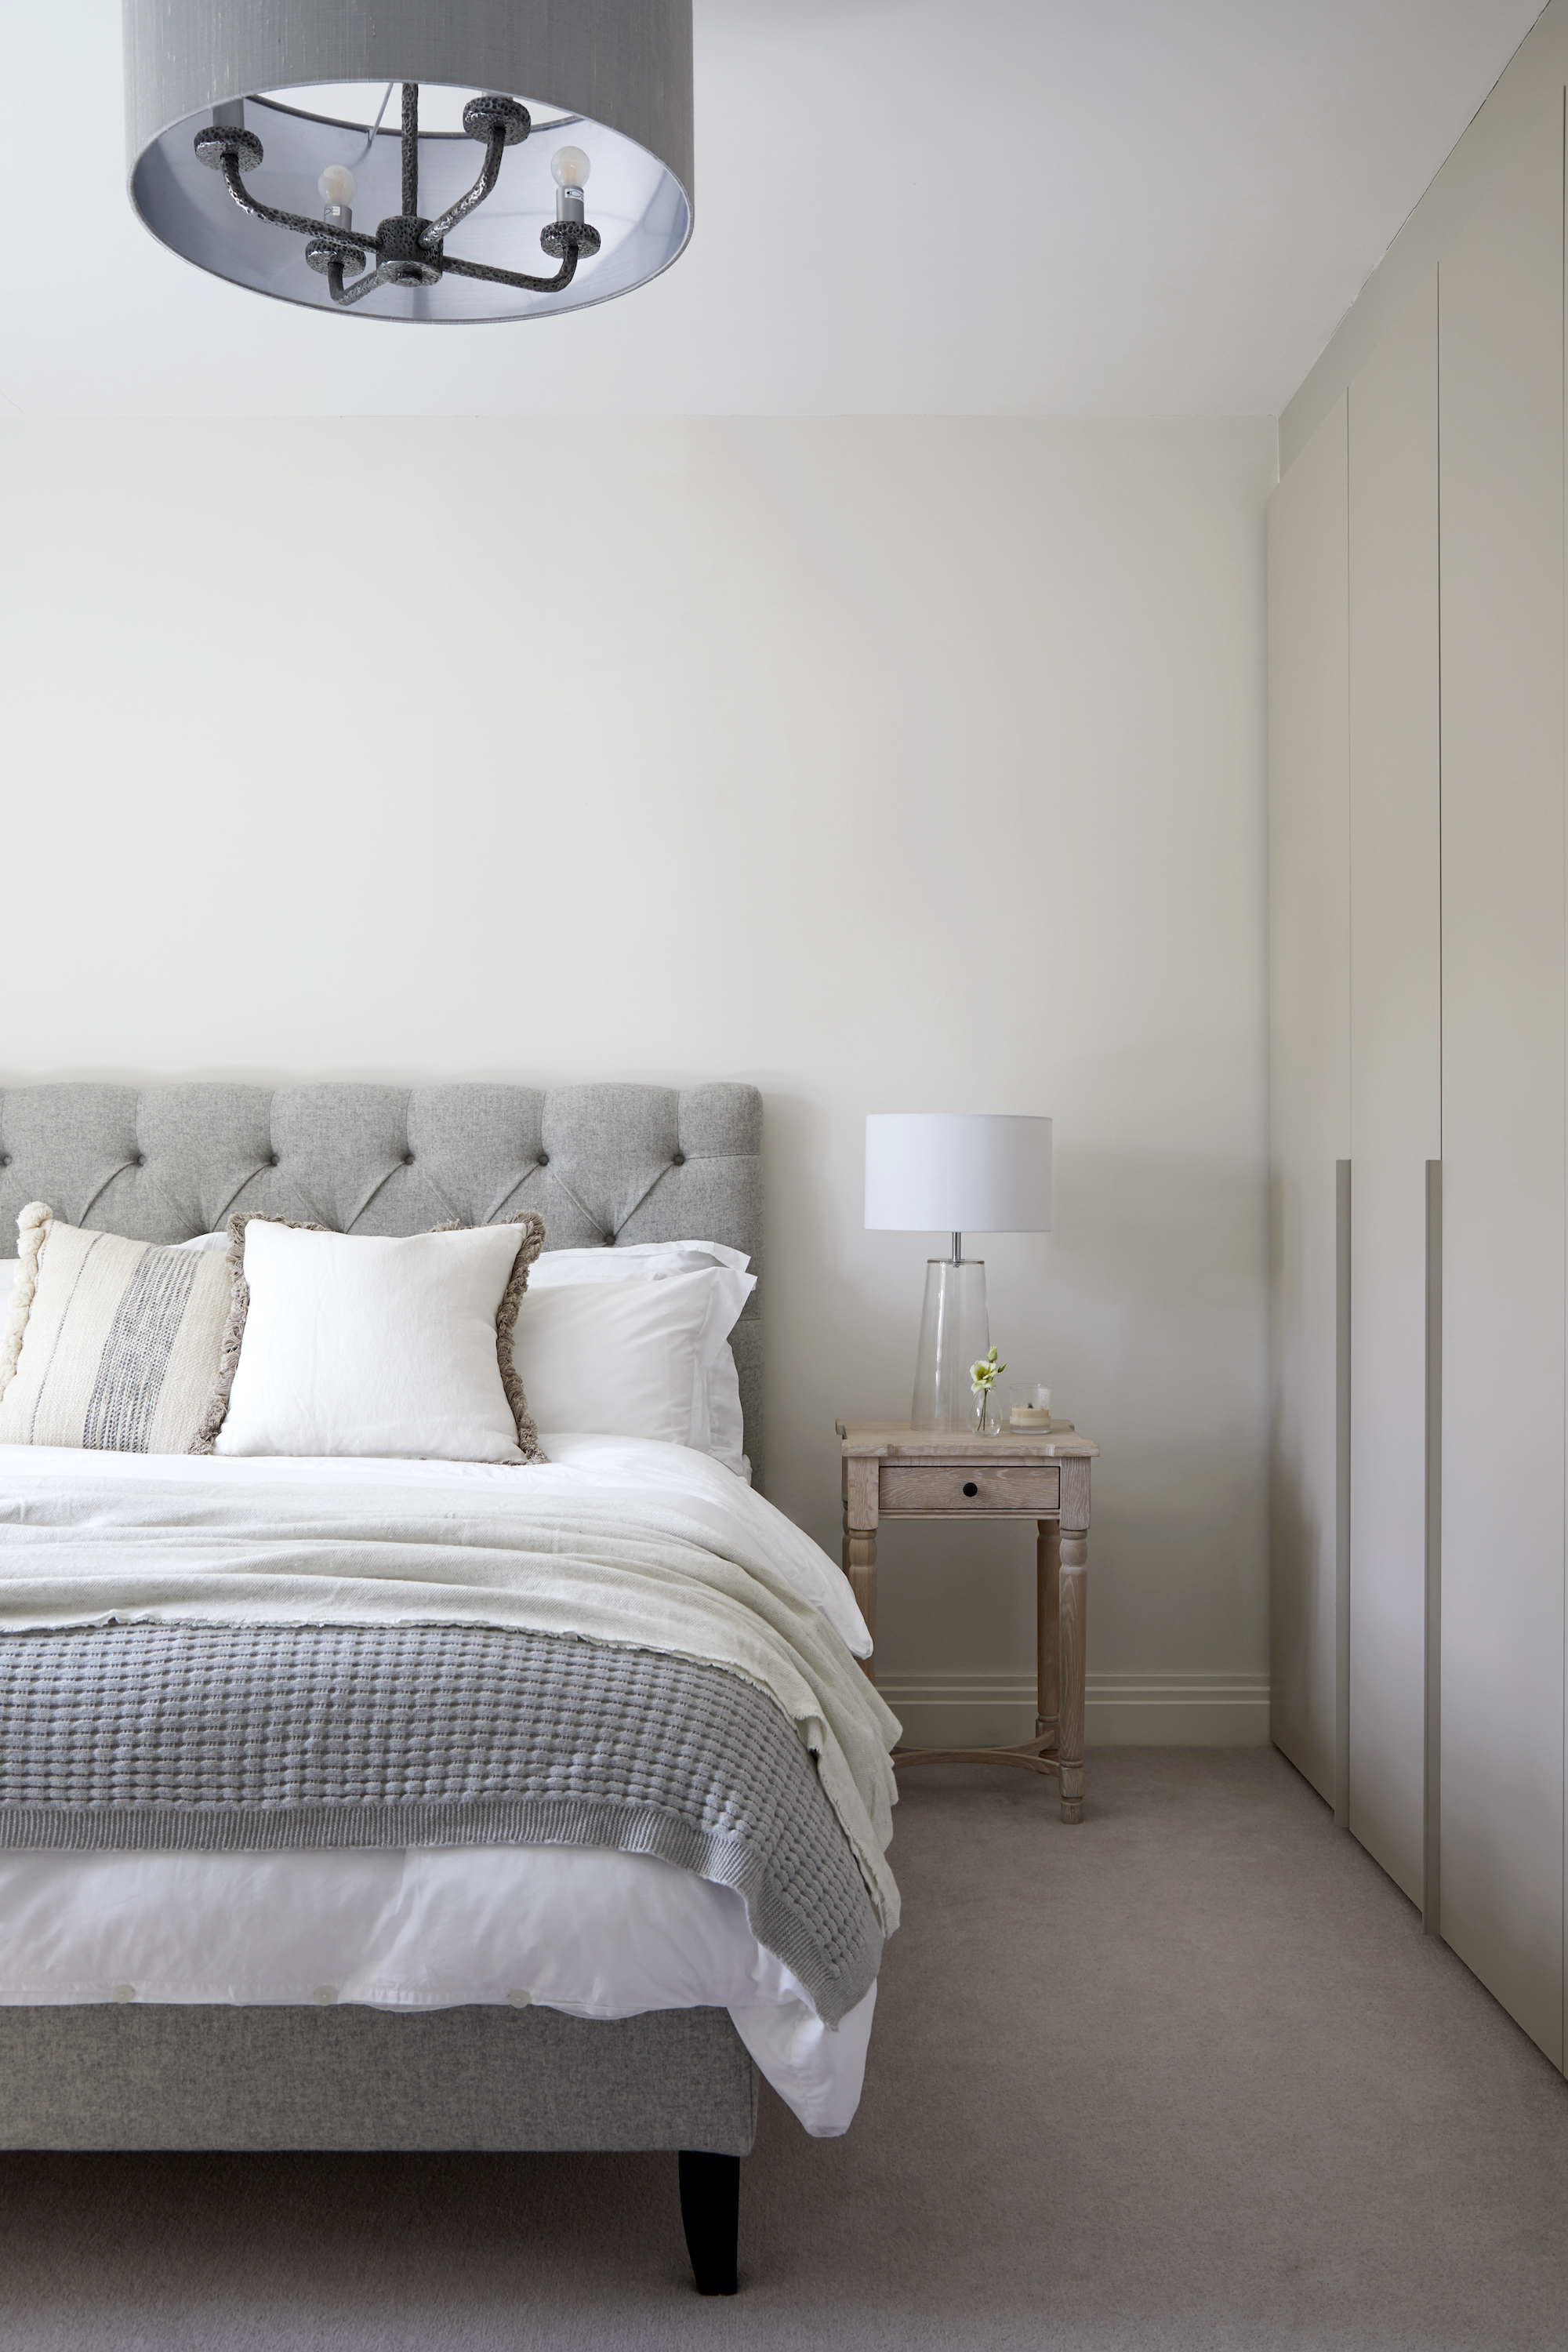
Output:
[{"xmin": 1009, "ymin": 1383, "xmax": 1051, "ymax": 1430}]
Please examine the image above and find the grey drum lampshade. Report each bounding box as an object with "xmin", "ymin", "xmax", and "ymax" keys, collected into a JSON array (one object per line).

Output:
[{"xmin": 122, "ymin": 0, "xmax": 694, "ymax": 321}]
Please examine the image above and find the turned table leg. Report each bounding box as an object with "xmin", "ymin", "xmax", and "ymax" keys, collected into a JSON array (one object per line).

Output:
[
  {"xmin": 842, "ymin": 1512, "xmax": 878, "ymax": 1683},
  {"xmin": 1058, "ymin": 1521, "xmax": 1088, "ymax": 1824},
  {"xmin": 1036, "ymin": 1518, "xmax": 1060, "ymax": 1754},
  {"xmin": 841, "ymin": 1455, "xmax": 880, "ymax": 1684}
]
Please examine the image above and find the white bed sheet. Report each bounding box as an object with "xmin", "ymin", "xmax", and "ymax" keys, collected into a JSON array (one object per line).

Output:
[
  {"xmin": 0, "ymin": 1434, "xmax": 879, "ymax": 2137},
  {"xmin": 0, "ymin": 1842, "xmax": 876, "ymax": 2139}
]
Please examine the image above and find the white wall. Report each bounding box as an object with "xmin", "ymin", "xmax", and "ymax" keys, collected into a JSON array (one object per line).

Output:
[{"xmin": 0, "ymin": 415, "xmax": 1276, "ymax": 1742}]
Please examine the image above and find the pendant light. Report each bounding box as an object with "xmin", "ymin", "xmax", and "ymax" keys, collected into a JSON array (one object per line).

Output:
[{"xmin": 122, "ymin": 0, "xmax": 693, "ymax": 324}]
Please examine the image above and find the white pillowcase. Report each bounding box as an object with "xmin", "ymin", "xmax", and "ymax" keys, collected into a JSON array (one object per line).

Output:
[
  {"xmin": 513, "ymin": 1269, "xmax": 743, "ymax": 1452},
  {"xmin": 528, "ymin": 1242, "xmax": 754, "ymax": 1475},
  {"xmin": 216, "ymin": 1222, "xmax": 532, "ymax": 1465}
]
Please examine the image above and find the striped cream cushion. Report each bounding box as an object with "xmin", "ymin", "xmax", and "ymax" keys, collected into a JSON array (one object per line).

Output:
[{"xmin": 0, "ymin": 1203, "xmax": 230, "ymax": 1452}]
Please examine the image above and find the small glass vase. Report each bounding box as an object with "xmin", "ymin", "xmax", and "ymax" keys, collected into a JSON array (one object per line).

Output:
[{"xmin": 972, "ymin": 1392, "xmax": 1001, "ymax": 1438}]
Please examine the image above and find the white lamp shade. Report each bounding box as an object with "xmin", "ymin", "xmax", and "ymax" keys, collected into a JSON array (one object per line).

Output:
[{"xmin": 864, "ymin": 1113, "xmax": 1052, "ymax": 1234}]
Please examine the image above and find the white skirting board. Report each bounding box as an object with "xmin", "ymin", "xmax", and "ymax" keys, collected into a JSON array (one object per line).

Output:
[{"xmin": 876, "ymin": 1673, "xmax": 1271, "ymax": 1749}]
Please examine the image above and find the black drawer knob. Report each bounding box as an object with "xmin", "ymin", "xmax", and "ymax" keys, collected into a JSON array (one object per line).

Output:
[{"xmin": 962, "ymin": 1480, "xmax": 978, "ymax": 1497}]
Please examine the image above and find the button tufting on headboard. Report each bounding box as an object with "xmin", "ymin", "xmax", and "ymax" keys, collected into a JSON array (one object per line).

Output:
[{"xmin": 0, "ymin": 1080, "xmax": 765, "ymax": 1483}]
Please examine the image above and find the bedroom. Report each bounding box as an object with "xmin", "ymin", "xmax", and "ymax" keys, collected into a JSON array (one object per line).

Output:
[{"xmin": 0, "ymin": 1, "xmax": 1565, "ymax": 2344}]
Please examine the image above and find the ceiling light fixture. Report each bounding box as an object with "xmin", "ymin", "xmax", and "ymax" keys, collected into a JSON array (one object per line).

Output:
[{"xmin": 122, "ymin": 1, "xmax": 694, "ymax": 325}]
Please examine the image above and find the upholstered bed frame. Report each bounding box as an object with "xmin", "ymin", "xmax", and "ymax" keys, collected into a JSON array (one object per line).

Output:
[
  {"xmin": 0, "ymin": 1079, "xmax": 764, "ymax": 1478},
  {"xmin": 0, "ymin": 1080, "xmax": 766, "ymax": 2294}
]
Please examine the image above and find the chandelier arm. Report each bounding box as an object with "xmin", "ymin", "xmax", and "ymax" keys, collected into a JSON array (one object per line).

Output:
[
  {"xmin": 419, "ymin": 129, "xmax": 507, "ymax": 248},
  {"xmin": 326, "ymin": 258, "xmax": 402, "ymax": 307},
  {"xmin": 401, "ymin": 82, "xmax": 419, "ymax": 219},
  {"xmin": 219, "ymin": 154, "xmax": 381, "ymax": 255},
  {"xmin": 441, "ymin": 249, "xmax": 580, "ymax": 295}
]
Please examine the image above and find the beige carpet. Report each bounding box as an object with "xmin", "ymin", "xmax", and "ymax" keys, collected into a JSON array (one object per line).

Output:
[{"xmin": 3, "ymin": 1748, "xmax": 1567, "ymax": 2348}]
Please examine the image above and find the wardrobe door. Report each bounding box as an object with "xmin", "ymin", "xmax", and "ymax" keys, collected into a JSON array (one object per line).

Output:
[
  {"xmin": 1439, "ymin": 93, "xmax": 1565, "ymax": 2064},
  {"xmin": 1346, "ymin": 278, "xmax": 1441, "ymax": 1907},
  {"xmin": 1268, "ymin": 397, "xmax": 1350, "ymax": 1806}
]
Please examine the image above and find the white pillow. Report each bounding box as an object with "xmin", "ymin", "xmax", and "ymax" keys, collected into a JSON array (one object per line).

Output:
[
  {"xmin": 513, "ymin": 1270, "xmax": 733, "ymax": 1449},
  {"xmin": 528, "ymin": 1243, "xmax": 754, "ymax": 1475},
  {"xmin": 215, "ymin": 1222, "xmax": 536, "ymax": 1464}
]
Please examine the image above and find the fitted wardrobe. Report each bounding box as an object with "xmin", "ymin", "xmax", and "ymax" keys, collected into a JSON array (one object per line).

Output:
[{"xmin": 1269, "ymin": 59, "xmax": 1568, "ymax": 2067}]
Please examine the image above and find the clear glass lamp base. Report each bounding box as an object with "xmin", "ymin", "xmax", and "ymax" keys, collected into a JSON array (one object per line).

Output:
[{"xmin": 909, "ymin": 1258, "xmax": 989, "ymax": 1431}]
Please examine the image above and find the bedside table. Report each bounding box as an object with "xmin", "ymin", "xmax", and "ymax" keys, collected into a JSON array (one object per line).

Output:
[{"xmin": 836, "ymin": 1419, "xmax": 1098, "ymax": 1824}]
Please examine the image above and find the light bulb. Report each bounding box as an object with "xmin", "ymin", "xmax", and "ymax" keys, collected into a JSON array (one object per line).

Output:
[
  {"xmin": 318, "ymin": 164, "xmax": 358, "ymax": 207},
  {"xmin": 550, "ymin": 146, "xmax": 591, "ymax": 191}
]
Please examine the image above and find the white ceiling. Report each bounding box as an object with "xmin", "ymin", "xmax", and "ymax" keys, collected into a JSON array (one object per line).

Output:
[{"xmin": 0, "ymin": 0, "xmax": 1546, "ymax": 418}]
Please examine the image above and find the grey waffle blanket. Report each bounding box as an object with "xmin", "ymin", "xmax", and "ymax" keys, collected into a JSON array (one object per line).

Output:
[{"xmin": 0, "ymin": 1619, "xmax": 880, "ymax": 2027}]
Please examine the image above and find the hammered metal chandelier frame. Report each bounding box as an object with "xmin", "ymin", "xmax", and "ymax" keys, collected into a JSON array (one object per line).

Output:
[
  {"xmin": 196, "ymin": 80, "xmax": 601, "ymax": 310},
  {"xmin": 122, "ymin": 0, "xmax": 694, "ymax": 325}
]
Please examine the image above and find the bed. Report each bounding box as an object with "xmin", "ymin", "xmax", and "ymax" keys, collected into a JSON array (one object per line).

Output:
[{"xmin": 0, "ymin": 1080, "xmax": 900, "ymax": 2296}]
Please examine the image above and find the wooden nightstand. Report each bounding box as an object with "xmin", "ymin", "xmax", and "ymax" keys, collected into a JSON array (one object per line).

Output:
[{"xmin": 836, "ymin": 1419, "xmax": 1099, "ymax": 1824}]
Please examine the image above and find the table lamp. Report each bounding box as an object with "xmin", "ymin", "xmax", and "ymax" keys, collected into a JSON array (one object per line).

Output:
[{"xmin": 865, "ymin": 1112, "xmax": 1053, "ymax": 1431}]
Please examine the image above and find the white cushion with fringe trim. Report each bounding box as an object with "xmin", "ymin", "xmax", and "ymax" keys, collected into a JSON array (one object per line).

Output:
[{"xmin": 207, "ymin": 1218, "xmax": 544, "ymax": 1465}]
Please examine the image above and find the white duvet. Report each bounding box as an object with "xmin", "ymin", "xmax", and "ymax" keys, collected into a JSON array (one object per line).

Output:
[{"xmin": 0, "ymin": 1436, "xmax": 884, "ymax": 2138}]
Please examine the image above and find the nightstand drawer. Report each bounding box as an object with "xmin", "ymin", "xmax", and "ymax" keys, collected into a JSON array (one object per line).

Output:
[{"xmin": 879, "ymin": 1464, "xmax": 1061, "ymax": 1515}]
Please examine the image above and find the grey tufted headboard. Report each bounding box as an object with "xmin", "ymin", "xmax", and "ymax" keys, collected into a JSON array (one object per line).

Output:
[{"xmin": 0, "ymin": 1082, "xmax": 764, "ymax": 1483}]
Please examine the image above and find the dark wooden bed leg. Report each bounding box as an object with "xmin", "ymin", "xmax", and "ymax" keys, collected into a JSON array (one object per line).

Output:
[{"xmin": 678, "ymin": 2150, "xmax": 739, "ymax": 2295}]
